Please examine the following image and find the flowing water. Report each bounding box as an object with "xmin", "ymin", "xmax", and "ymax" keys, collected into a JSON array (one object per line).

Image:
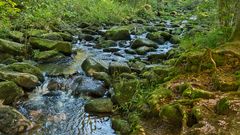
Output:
[{"xmin": 17, "ymin": 23, "xmax": 175, "ymax": 135}]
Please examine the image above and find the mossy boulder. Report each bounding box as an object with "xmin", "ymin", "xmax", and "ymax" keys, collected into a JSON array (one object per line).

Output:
[
  {"xmin": 109, "ymin": 62, "xmax": 131, "ymax": 76},
  {"xmin": 58, "ymin": 32, "xmax": 73, "ymax": 41},
  {"xmin": 160, "ymin": 31, "xmax": 172, "ymax": 40},
  {"xmin": 112, "ymin": 79, "xmax": 139, "ymax": 105},
  {"xmin": 213, "ymin": 74, "xmax": 239, "ymax": 92},
  {"xmin": 0, "ymin": 105, "xmax": 33, "ymax": 134},
  {"xmin": 215, "ymin": 98, "xmax": 230, "ymax": 115},
  {"xmin": 3, "ymin": 62, "xmax": 44, "ymax": 82},
  {"xmin": 182, "ymin": 88, "xmax": 214, "ymax": 99},
  {"xmin": 0, "ymin": 71, "xmax": 39, "ymax": 89},
  {"xmin": 29, "ymin": 37, "xmax": 72, "ymax": 54},
  {"xmin": 33, "ymin": 50, "xmax": 65, "ymax": 63},
  {"xmin": 146, "ymin": 32, "xmax": 165, "ymax": 44},
  {"xmin": 136, "ymin": 46, "xmax": 155, "ymax": 55},
  {"xmin": 131, "ymin": 38, "xmax": 158, "ymax": 49},
  {"xmin": 8, "ymin": 31, "xmax": 24, "ymax": 43},
  {"xmin": 0, "ymin": 81, "xmax": 24, "ymax": 105},
  {"xmin": 105, "ymin": 27, "xmax": 131, "ymax": 41},
  {"xmin": 92, "ymin": 72, "xmax": 111, "ymax": 87},
  {"xmin": 82, "ymin": 57, "xmax": 109, "ymax": 76},
  {"xmin": 84, "ymin": 98, "xmax": 113, "ymax": 113},
  {"xmin": 96, "ymin": 39, "xmax": 116, "ymax": 49},
  {"xmin": 159, "ymin": 104, "xmax": 183, "ymax": 127},
  {"xmin": 111, "ymin": 118, "xmax": 131, "ymax": 134},
  {"xmin": 0, "ymin": 39, "xmax": 26, "ymax": 55}
]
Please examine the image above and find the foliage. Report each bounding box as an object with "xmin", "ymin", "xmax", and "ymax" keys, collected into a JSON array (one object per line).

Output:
[{"xmin": 181, "ymin": 27, "xmax": 232, "ymax": 49}]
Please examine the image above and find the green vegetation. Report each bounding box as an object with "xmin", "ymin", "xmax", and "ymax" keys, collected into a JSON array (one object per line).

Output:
[{"xmin": 0, "ymin": 0, "xmax": 240, "ymax": 135}]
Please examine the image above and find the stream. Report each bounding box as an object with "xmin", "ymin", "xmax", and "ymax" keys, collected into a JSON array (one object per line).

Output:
[{"xmin": 17, "ymin": 22, "xmax": 176, "ymax": 135}]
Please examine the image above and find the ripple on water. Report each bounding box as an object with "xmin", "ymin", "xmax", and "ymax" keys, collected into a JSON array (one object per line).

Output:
[{"xmin": 18, "ymin": 77, "xmax": 115, "ymax": 135}]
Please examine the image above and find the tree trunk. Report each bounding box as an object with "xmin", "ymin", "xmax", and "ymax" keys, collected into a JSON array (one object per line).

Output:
[{"xmin": 231, "ymin": 0, "xmax": 240, "ymax": 41}]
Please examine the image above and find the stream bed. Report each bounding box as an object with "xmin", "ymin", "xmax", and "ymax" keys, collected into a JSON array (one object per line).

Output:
[{"xmin": 17, "ymin": 22, "xmax": 176, "ymax": 135}]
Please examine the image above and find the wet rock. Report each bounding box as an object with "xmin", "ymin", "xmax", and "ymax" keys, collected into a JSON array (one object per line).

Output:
[
  {"xmin": 96, "ymin": 39, "xmax": 116, "ymax": 49},
  {"xmin": 146, "ymin": 32, "xmax": 165, "ymax": 44},
  {"xmin": 33, "ymin": 50, "xmax": 65, "ymax": 63},
  {"xmin": 47, "ymin": 79, "xmax": 61, "ymax": 91},
  {"xmin": 0, "ymin": 71, "xmax": 39, "ymax": 90},
  {"xmin": 92, "ymin": 72, "xmax": 111, "ymax": 87},
  {"xmin": 0, "ymin": 81, "xmax": 24, "ymax": 105},
  {"xmin": 111, "ymin": 118, "xmax": 131, "ymax": 134},
  {"xmin": 131, "ymin": 38, "xmax": 158, "ymax": 49},
  {"xmin": 0, "ymin": 39, "xmax": 27, "ymax": 55},
  {"xmin": 215, "ymin": 98, "xmax": 230, "ymax": 115},
  {"xmin": 109, "ymin": 62, "xmax": 131, "ymax": 76},
  {"xmin": 103, "ymin": 47, "xmax": 121, "ymax": 53},
  {"xmin": 8, "ymin": 31, "xmax": 24, "ymax": 43},
  {"xmin": 182, "ymin": 88, "xmax": 214, "ymax": 99},
  {"xmin": 82, "ymin": 57, "xmax": 109, "ymax": 76},
  {"xmin": 3, "ymin": 62, "xmax": 44, "ymax": 82},
  {"xmin": 0, "ymin": 105, "xmax": 33, "ymax": 134},
  {"xmin": 40, "ymin": 32, "xmax": 63, "ymax": 41},
  {"xmin": 159, "ymin": 104, "xmax": 183, "ymax": 127},
  {"xmin": 125, "ymin": 49, "xmax": 136, "ymax": 54},
  {"xmin": 85, "ymin": 98, "xmax": 113, "ymax": 113},
  {"xmin": 105, "ymin": 27, "xmax": 131, "ymax": 41},
  {"xmin": 29, "ymin": 37, "xmax": 72, "ymax": 55},
  {"xmin": 160, "ymin": 31, "xmax": 172, "ymax": 40},
  {"xmin": 72, "ymin": 77, "xmax": 106, "ymax": 97},
  {"xmin": 80, "ymin": 34, "xmax": 95, "ymax": 41},
  {"xmin": 112, "ymin": 79, "xmax": 139, "ymax": 105},
  {"xmin": 136, "ymin": 46, "xmax": 155, "ymax": 55}
]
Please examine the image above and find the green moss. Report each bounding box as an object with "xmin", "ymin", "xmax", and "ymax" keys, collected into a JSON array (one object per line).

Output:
[
  {"xmin": 33, "ymin": 50, "xmax": 65, "ymax": 62},
  {"xmin": 105, "ymin": 27, "xmax": 131, "ymax": 41},
  {"xmin": 0, "ymin": 81, "xmax": 24, "ymax": 105},
  {"xmin": 0, "ymin": 39, "xmax": 26, "ymax": 55},
  {"xmin": 29, "ymin": 37, "xmax": 72, "ymax": 54},
  {"xmin": 112, "ymin": 79, "xmax": 139, "ymax": 105},
  {"xmin": 182, "ymin": 88, "xmax": 214, "ymax": 99},
  {"xmin": 112, "ymin": 118, "xmax": 131, "ymax": 134},
  {"xmin": 5, "ymin": 62, "xmax": 44, "ymax": 82},
  {"xmin": 159, "ymin": 104, "xmax": 183, "ymax": 127},
  {"xmin": 216, "ymin": 98, "xmax": 230, "ymax": 115},
  {"xmin": 148, "ymin": 86, "xmax": 173, "ymax": 114}
]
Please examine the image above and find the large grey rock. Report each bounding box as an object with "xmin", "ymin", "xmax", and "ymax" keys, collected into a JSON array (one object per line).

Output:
[
  {"xmin": 72, "ymin": 77, "xmax": 106, "ymax": 97},
  {"xmin": 84, "ymin": 98, "xmax": 113, "ymax": 113},
  {"xmin": 131, "ymin": 38, "xmax": 158, "ymax": 49},
  {"xmin": 82, "ymin": 57, "xmax": 109, "ymax": 76}
]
